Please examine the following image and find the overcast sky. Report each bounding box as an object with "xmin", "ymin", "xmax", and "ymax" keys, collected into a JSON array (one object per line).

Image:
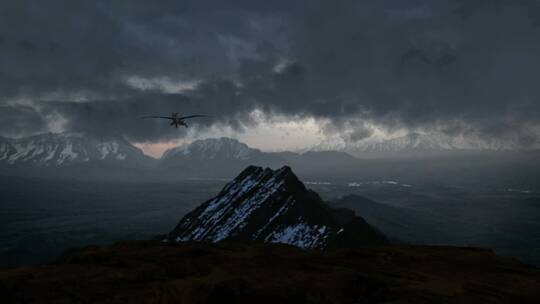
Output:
[{"xmin": 2, "ymin": 0, "xmax": 540, "ymax": 154}]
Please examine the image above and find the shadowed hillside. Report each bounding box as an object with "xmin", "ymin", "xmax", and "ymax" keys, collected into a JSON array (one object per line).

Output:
[{"xmin": 1, "ymin": 241, "xmax": 539, "ymax": 303}]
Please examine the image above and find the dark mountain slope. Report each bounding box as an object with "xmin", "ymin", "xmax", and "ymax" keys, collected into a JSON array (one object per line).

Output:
[
  {"xmin": 167, "ymin": 166, "xmax": 387, "ymax": 249},
  {"xmin": 332, "ymin": 194, "xmax": 453, "ymax": 243}
]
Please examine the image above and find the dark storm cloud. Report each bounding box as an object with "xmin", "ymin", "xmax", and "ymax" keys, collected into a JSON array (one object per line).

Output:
[
  {"xmin": 0, "ymin": 105, "xmax": 48, "ymax": 137},
  {"xmin": 348, "ymin": 127, "xmax": 374, "ymax": 143},
  {"xmin": 2, "ymin": 0, "xmax": 540, "ymax": 144}
]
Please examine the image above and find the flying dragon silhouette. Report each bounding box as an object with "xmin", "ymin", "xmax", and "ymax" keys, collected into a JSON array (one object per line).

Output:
[{"xmin": 140, "ymin": 112, "xmax": 211, "ymax": 128}]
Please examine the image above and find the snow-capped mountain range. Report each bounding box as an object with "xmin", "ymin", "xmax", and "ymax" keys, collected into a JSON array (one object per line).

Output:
[
  {"xmin": 3, "ymin": 132, "xmax": 522, "ymax": 169},
  {"xmin": 0, "ymin": 132, "xmax": 149, "ymax": 167},
  {"xmin": 167, "ymin": 165, "xmax": 387, "ymax": 249},
  {"xmin": 312, "ymin": 132, "xmax": 525, "ymax": 155},
  {"xmin": 0, "ymin": 134, "xmax": 359, "ymax": 179},
  {"xmin": 162, "ymin": 137, "xmax": 259, "ymax": 161},
  {"xmin": 159, "ymin": 137, "xmax": 288, "ymax": 177},
  {"xmin": 3, "ymin": 133, "xmax": 531, "ymax": 182}
]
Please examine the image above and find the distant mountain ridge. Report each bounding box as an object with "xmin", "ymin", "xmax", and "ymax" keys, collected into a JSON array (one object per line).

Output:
[
  {"xmin": 312, "ymin": 132, "xmax": 526, "ymax": 155},
  {"xmin": 3, "ymin": 134, "xmax": 539, "ymax": 188},
  {"xmin": 0, "ymin": 132, "xmax": 150, "ymax": 167},
  {"xmin": 159, "ymin": 137, "xmax": 287, "ymax": 177},
  {"xmin": 159, "ymin": 137, "xmax": 360, "ymax": 178},
  {"xmin": 162, "ymin": 137, "xmax": 261, "ymax": 161},
  {"xmin": 167, "ymin": 165, "xmax": 387, "ymax": 249},
  {"xmin": 0, "ymin": 134, "xmax": 361, "ymax": 179}
]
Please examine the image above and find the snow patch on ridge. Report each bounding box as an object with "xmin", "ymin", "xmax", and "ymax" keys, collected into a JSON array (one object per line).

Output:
[
  {"xmin": 57, "ymin": 143, "xmax": 78, "ymax": 164},
  {"xmin": 176, "ymin": 168, "xmax": 288, "ymax": 242},
  {"xmin": 265, "ymin": 221, "xmax": 330, "ymax": 249},
  {"xmin": 97, "ymin": 142, "xmax": 120, "ymax": 159}
]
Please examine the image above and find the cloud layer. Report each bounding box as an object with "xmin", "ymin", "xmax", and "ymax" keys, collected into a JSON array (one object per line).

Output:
[{"xmin": 1, "ymin": 0, "xmax": 540, "ymax": 147}]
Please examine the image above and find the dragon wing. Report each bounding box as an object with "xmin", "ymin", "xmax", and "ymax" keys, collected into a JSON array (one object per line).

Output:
[
  {"xmin": 177, "ymin": 115, "xmax": 212, "ymax": 120},
  {"xmin": 139, "ymin": 116, "xmax": 174, "ymax": 120}
]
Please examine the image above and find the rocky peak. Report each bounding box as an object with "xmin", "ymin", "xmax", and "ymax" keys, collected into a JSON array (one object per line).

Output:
[{"xmin": 167, "ymin": 166, "xmax": 386, "ymax": 249}]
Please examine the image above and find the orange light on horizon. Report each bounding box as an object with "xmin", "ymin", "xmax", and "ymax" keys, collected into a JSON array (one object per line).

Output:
[{"xmin": 132, "ymin": 140, "xmax": 189, "ymax": 159}]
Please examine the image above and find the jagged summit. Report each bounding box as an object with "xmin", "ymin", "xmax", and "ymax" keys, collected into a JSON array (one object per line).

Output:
[{"xmin": 167, "ymin": 165, "xmax": 387, "ymax": 249}]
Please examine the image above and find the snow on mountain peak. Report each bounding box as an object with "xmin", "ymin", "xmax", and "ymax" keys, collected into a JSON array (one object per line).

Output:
[
  {"xmin": 162, "ymin": 137, "xmax": 259, "ymax": 161},
  {"xmin": 0, "ymin": 132, "xmax": 145, "ymax": 166},
  {"xmin": 312, "ymin": 132, "xmax": 523, "ymax": 155}
]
